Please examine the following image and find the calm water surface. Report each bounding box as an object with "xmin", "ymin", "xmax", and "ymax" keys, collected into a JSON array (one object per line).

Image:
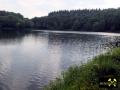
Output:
[{"xmin": 0, "ymin": 30, "xmax": 120, "ymax": 90}]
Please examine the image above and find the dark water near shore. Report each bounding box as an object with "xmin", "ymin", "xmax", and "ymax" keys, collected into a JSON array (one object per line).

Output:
[{"xmin": 0, "ymin": 30, "xmax": 120, "ymax": 90}]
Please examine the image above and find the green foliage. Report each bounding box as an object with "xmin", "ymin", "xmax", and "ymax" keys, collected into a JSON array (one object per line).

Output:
[
  {"xmin": 32, "ymin": 8, "xmax": 120, "ymax": 32},
  {"xmin": 44, "ymin": 48, "xmax": 120, "ymax": 90},
  {"xmin": 0, "ymin": 11, "xmax": 33, "ymax": 30},
  {"xmin": 1, "ymin": 8, "xmax": 120, "ymax": 32}
]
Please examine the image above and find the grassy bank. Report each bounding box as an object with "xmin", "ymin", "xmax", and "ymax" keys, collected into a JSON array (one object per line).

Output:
[{"xmin": 44, "ymin": 48, "xmax": 120, "ymax": 90}]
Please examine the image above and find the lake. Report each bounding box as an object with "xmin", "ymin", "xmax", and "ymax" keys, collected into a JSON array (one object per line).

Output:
[{"xmin": 0, "ymin": 30, "xmax": 120, "ymax": 90}]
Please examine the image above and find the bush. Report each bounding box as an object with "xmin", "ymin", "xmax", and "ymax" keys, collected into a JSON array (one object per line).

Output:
[{"xmin": 44, "ymin": 48, "xmax": 120, "ymax": 90}]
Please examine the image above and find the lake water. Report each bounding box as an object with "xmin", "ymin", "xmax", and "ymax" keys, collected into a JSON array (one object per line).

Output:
[{"xmin": 0, "ymin": 30, "xmax": 120, "ymax": 90}]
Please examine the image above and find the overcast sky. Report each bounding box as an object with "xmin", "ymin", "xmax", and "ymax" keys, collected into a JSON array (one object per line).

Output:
[{"xmin": 0, "ymin": 0, "xmax": 120, "ymax": 18}]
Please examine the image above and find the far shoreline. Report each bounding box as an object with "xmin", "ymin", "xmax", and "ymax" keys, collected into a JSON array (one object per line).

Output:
[
  {"xmin": 1, "ymin": 28, "xmax": 120, "ymax": 36},
  {"xmin": 32, "ymin": 29, "xmax": 120, "ymax": 36}
]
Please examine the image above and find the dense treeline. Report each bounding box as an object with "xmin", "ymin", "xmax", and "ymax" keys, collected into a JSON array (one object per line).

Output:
[
  {"xmin": 1, "ymin": 8, "xmax": 120, "ymax": 32},
  {"xmin": 32, "ymin": 8, "xmax": 120, "ymax": 32},
  {"xmin": 0, "ymin": 11, "xmax": 34, "ymax": 30}
]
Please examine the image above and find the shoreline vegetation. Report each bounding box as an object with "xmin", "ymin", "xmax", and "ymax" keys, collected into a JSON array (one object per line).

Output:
[
  {"xmin": 44, "ymin": 48, "xmax": 120, "ymax": 90},
  {"xmin": 0, "ymin": 8, "xmax": 120, "ymax": 32}
]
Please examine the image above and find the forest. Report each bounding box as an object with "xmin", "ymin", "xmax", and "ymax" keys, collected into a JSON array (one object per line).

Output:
[
  {"xmin": 1, "ymin": 8, "xmax": 120, "ymax": 32},
  {"xmin": 0, "ymin": 11, "xmax": 33, "ymax": 30}
]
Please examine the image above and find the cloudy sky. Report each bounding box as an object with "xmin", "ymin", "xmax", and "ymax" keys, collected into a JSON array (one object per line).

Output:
[{"xmin": 0, "ymin": 0, "xmax": 120, "ymax": 18}]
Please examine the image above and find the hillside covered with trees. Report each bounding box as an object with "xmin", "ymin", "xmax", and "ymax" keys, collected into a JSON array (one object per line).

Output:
[
  {"xmin": 0, "ymin": 11, "xmax": 33, "ymax": 30},
  {"xmin": 1, "ymin": 8, "xmax": 120, "ymax": 32},
  {"xmin": 32, "ymin": 8, "xmax": 120, "ymax": 32}
]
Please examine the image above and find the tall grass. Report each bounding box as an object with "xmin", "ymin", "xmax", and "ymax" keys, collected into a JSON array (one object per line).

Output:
[{"xmin": 44, "ymin": 48, "xmax": 120, "ymax": 90}]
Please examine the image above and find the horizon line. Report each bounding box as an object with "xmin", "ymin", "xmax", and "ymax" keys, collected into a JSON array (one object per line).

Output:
[{"xmin": 0, "ymin": 7, "xmax": 120, "ymax": 19}]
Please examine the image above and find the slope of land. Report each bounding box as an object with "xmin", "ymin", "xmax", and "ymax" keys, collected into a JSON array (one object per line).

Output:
[
  {"xmin": 1, "ymin": 8, "xmax": 120, "ymax": 33},
  {"xmin": 44, "ymin": 48, "xmax": 120, "ymax": 90}
]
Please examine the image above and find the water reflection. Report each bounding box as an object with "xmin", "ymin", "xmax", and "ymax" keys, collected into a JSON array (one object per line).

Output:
[{"xmin": 0, "ymin": 31, "xmax": 119, "ymax": 90}]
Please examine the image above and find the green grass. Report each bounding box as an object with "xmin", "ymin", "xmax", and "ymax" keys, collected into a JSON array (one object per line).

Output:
[{"xmin": 44, "ymin": 48, "xmax": 120, "ymax": 90}]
